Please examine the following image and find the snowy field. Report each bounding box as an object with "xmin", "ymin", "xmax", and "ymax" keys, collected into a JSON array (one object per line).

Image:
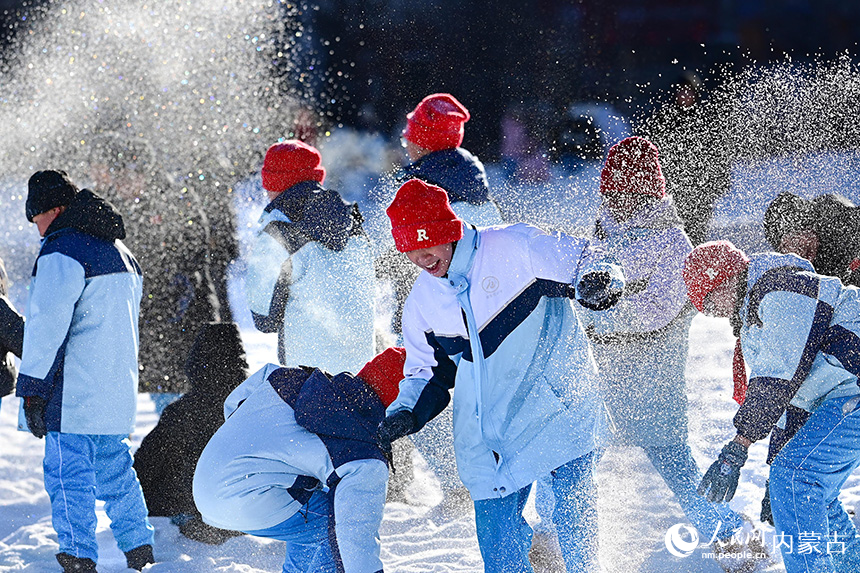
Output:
[{"xmin": 2, "ymin": 315, "xmax": 858, "ymax": 572}]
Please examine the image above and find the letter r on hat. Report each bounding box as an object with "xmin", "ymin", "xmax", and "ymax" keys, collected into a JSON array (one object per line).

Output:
[{"xmin": 417, "ymin": 229, "xmax": 428, "ymax": 242}]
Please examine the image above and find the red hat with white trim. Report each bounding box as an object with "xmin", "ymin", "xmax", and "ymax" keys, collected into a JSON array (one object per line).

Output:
[{"xmin": 599, "ymin": 136, "xmax": 666, "ymax": 199}]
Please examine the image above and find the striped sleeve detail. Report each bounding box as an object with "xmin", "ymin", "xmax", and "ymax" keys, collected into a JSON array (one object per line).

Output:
[{"xmin": 412, "ymin": 332, "xmax": 460, "ymax": 431}]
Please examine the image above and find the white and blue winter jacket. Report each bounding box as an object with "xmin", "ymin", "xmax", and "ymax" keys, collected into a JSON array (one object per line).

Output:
[
  {"xmin": 245, "ymin": 181, "xmax": 375, "ymax": 374},
  {"xmin": 387, "ymin": 223, "xmax": 623, "ymax": 500},
  {"xmin": 194, "ymin": 364, "xmax": 388, "ymax": 573},
  {"xmin": 18, "ymin": 190, "xmax": 142, "ymax": 435},
  {"xmin": 735, "ymin": 252, "xmax": 860, "ymax": 442}
]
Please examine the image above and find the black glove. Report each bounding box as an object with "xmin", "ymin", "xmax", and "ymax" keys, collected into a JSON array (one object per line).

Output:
[
  {"xmin": 760, "ymin": 479, "xmax": 773, "ymax": 526},
  {"xmin": 697, "ymin": 440, "xmax": 748, "ymax": 502},
  {"xmin": 576, "ymin": 271, "xmax": 622, "ymax": 311},
  {"xmin": 375, "ymin": 410, "xmax": 415, "ymax": 461},
  {"xmin": 24, "ymin": 396, "xmax": 47, "ymax": 439}
]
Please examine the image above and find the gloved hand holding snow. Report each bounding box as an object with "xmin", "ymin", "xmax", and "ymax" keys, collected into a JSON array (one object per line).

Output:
[
  {"xmin": 375, "ymin": 410, "xmax": 415, "ymax": 461},
  {"xmin": 576, "ymin": 270, "xmax": 623, "ymax": 311},
  {"xmin": 697, "ymin": 440, "xmax": 748, "ymax": 502}
]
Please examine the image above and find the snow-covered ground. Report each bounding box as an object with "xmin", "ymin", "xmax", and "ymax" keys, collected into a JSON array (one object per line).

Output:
[{"xmin": 2, "ymin": 315, "xmax": 858, "ymax": 572}]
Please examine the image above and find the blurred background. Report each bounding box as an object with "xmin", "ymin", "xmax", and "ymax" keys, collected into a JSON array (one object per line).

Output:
[
  {"xmin": 2, "ymin": 0, "xmax": 859, "ymax": 159},
  {"xmin": 1, "ymin": 0, "xmax": 860, "ymax": 310}
]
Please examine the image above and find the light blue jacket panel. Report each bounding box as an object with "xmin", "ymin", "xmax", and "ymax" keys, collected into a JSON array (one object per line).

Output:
[
  {"xmin": 194, "ymin": 364, "xmax": 334, "ymax": 531},
  {"xmin": 389, "ymin": 223, "xmax": 618, "ymax": 501},
  {"xmin": 735, "ymin": 252, "xmax": 860, "ymax": 441},
  {"xmin": 245, "ymin": 205, "xmax": 375, "ymax": 374},
  {"xmin": 18, "ymin": 231, "xmax": 142, "ymax": 435}
]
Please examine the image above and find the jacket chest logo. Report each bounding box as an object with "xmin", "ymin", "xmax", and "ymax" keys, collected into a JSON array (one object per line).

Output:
[
  {"xmin": 417, "ymin": 229, "xmax": 429, "ymax": 242},
  {"xmin": 481, "ymin": 276, "xmax": 500, "ymax": 294}
]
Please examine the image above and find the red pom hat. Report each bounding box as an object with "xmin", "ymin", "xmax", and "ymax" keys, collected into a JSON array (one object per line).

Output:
[
  {"xmin": 683, "ymin": 240, "xmax": 750, "ymax": 313},
  {"xmin": 386, "ymin": 179, "xmax": 464, "ymax": 253},
  {"xmin": 261, "ymin": 140, "xmax": 326, "ymax": 194},
  {"xmin": 599, "ymin": 136, "xmax": 666, "ymax": 199},
  {"xmin": 403, "ymin": 93, "xmax": 470, "ymax": 151},
  {"xmin": 358, "ymin": 347, "xmax": 407, "ymax": 407}
]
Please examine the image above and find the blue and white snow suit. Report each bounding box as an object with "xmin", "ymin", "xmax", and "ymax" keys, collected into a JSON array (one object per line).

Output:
[
  {"xmin": 194, "ymin": 364, "xmax": 389, "ymax": 573},
  {"xmin": 398, "ymin": 147, "xmax": 505, "ymax": 496},
  {"xmin": 735, "ymin": 252, "xmax": 860, "ymax": 572},
  {"xmin": 245, "ymin": 181, "xmax": 375, "ymax": 374},
  {"xmin": 387, "ymin": 222, "xmax": 622, "ymax": 571},
  {"xmin": 18, "ymin": 192, "xmax": 143, "ymax": 435},
  {"xmin": 17, "ymin": 189, "xmax": 153, "ymax": 561},
  {"xmin": 389, "ymin": 222, "xmax": 620, "ymax": 498}
]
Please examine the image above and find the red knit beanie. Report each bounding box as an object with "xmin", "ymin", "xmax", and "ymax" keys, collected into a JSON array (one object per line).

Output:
[
  {"xmin": 599, "ymin": 136, "xmax": 666, "ymax": 199},
  {"xmin": 358, "ymin": 347, "xmax": 407, "ymax": 407},
  {"xmin": 403, "ymin": 93, "xmax": 470, "ymax": 151},
  {"xmin": 683, "ymin": 240, "xmax": 750, "ymax": 312},
  {"xmin": 386, "ymin": 179, "xmax": 464, "ymax": 253},
  {"xmin": 261, "ymin": 140, "xmax": 326, "ymax": 193}
]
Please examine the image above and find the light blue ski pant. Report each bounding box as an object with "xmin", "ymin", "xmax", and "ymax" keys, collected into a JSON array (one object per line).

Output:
[
  {"xmin": 644, "ymin": 444, "xmax": 743, "ymax": 541},
  {"xmin": 770, "ymin": 395, "xmax": 860, "ymax": 573},
  {"xmin": 43, "ymin": 433, "xmax": 154, "ymax": 561},
  {"xmin": 474, "ymin": 451, "xmax": 600, "ymax": 573},
  {"xmin": 245, "ymin": 490, "xmax": 337, "ymax": 573}
]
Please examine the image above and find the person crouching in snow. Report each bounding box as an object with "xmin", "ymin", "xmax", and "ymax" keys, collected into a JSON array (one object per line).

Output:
[
  {"xmin": 374, "ymin": 178, "xmax": 624, "ymax": 573},
  {"xmin": 581, "ymin": 137, "xmax": 751, "ymax": 569},
  {"xmin": 685, "ymin": 240, "xmax": 860, "ymax": 573},
  {"xmin": 133, "ymin": 322, "xmax": 247, "ymax": 544},
  {"xmin": 193, "ymin": 347, "xmax": 406, "ymax": 573}
]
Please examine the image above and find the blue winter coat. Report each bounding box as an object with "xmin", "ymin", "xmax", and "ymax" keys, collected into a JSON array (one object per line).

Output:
[
  {"xmin": 17, "ymin": 190, "xmax": 142, "ymax": 435},
  {"xmin": 735, "ymin": 252, "xmax": 860, "ymax": 442},
  {"xmin": 245, "ymin": 181, "xmax": 375, "ymax": 374},
  {"xmin": 194, "ymin": 364, "xmax": 388, "ymax": 573},
  {"xmin": 387, "ymin": 223, "xmax": 623, "ymax": 500}
]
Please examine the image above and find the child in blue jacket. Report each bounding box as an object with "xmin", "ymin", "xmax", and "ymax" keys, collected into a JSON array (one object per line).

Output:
[
  {"xmin": 685, "ymin": 240, "xmax": 860, "ymax": 573},
  {"xmin": 376, "ymin": 179, "xmax": 624, "ymax": 573},
  {"xmin": 18, "ymin": 170, "xmax": 154, "ymax": 572}
]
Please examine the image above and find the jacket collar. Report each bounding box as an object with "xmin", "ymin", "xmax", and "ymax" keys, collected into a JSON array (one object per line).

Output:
[{"xmin": 441, "ymin": 223, "xmax": 479, "ymax": 292}]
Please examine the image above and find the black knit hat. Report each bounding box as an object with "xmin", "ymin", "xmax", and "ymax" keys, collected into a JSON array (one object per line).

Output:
[{"xmin": 26, "ymin": 170, "xmax": 79, "ymax": 222}]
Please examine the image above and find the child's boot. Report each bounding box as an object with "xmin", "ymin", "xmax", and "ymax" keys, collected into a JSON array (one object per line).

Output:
[{"xmin": 56, "ymin": 553, "xmax": 97, "ymax": 573}]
